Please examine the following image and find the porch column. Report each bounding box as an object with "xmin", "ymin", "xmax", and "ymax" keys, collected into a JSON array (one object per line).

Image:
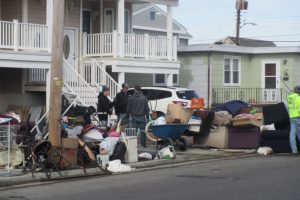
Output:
[
  {"xmin": 167, "ymin": 5, "xmax": 173, "ymax": 61},
  {"xmin": 166, "ymin": 74, "xmax": 173, "ymax": 87},
  {"xmin": 117, "ymin": 0, "xmax": 125, "ymax": 58},
  {"xmin": 46, "ymin": 0, "xmax": 53, "ymax": 53},
  {"xmin": 22, "ymin": 0, "xmax": 28, "ymax": 23},
  {"xmin": 118, "ymin": 72, "xmax": 125, "ymax": 85},
  {"xmin": 46, "ymin": 69, "xmax": 51, "ymax": 110}
]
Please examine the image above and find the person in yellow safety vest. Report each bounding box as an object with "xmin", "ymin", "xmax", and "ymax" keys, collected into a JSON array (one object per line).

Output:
[{"xmin": 287, "ymin": 86, "xmax": 300, "ymax": 155}]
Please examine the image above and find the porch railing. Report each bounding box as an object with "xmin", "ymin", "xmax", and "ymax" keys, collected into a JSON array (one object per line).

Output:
[
  {"xmin": 27, "ymin": 68, "xmax": 47, "ymax": 85},
  {"xmin": 83, "ymin": 31, "xmax": 177, "ymax": 61},
  {"xmin": 0, "ymin": 20, "xmax": 48, "ymax": 51},
  {"xmin": 212, "ymin": 88, "xmax": 290, "ymax": 105}
]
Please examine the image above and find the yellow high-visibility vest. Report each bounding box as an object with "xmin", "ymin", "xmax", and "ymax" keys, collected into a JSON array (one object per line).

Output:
[{"xmin": 287, "ymin": 93, "xmax": 300, "ymax": 118}]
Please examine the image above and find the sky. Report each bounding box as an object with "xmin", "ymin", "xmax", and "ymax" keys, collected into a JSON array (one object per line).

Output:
[{"xmin": 172, "ymin": 0, "xmax": 300, "ymax": 46}]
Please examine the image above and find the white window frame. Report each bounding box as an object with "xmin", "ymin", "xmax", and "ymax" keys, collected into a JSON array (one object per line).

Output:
[
  {"xmin": 153, "ymin": 74, "xmax": 179, "ymax": 86},
  {"xmin": 223, "ymin": 55, "xmax": 241, "ymax": 86}
]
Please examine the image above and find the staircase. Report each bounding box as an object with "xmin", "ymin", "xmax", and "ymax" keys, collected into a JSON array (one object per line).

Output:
[
  {"xmin": 62, "ymin": 59, "xmax": 120, "ymax": 107},
  {"xmin": 80, "ymin": 60, "xmax": 121, "ymax": 100}
]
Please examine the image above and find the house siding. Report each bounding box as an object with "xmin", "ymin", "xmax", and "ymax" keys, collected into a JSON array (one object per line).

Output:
[
  {"xmin": 28, "ymin": 0, "xmax": 46, "ymax": 24},
  {"xmin": 1, "ymin": 0, "xmax": 22, "ymax": 21},
  {"xmin": 178, "ymin": 53, "xmax": 208, "ymax": 103},
  {"xmin": 125, "ymin": 73, "xmax": 153, "ymax": 87},
  {"xmin": 133, "ymin": 6, "xmax": 181, "ymax": 31}
]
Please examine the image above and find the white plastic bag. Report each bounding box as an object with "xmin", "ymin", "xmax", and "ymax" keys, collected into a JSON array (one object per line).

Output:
[
  {"xmin": 158, "ymin": 146, "xmax": 176, "ymax": 159},
  {"xmin": 257, "ymin": 147, "xmax": 273, "ymax": 155},
  {"xmin": 107, "ymin": 159, "xmax": 133, "ymax": 173},
  {"xmin": 99, "ymin": 137, "xmax": 119, "ymax": 156},
  {"xmin": 153, "ymin": 116, "xmax": 166, "ymax": 125},
  {"xmin": 138, "ymin": 152, "xmax": 153, "ymax": 160}
]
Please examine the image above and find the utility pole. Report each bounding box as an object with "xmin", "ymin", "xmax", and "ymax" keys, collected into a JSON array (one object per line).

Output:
[
  {"xmin": 235, "ymin": 0, "xmax": 248, "ymax": 46},
  {"xmin": 48, "ymin": 0, "xmax": 65, "ymax": 147},
  {"xmin": 236, "ymin": 9, "xmax": 241, "ymax": 46}
]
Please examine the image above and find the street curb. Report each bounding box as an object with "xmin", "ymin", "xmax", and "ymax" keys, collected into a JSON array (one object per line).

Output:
[{"xmin": 0, "ymin": 153, "xmax": 258, "ymax": 188}]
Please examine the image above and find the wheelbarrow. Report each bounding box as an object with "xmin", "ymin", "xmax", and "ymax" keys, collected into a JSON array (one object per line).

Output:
[{"xmin": 145, "ymin": 123, "xmax": 188, "ymax": 151}]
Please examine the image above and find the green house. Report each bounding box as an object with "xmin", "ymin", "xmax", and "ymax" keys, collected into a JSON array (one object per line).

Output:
[{"xmin": 178, "ymin": 44, "xmax": 300, "ymax": 107}]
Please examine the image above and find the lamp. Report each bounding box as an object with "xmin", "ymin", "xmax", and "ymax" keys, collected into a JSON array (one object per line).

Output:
[{"xmin": 283, "ymin": 70, "xmax": 289, "ymax": 81}]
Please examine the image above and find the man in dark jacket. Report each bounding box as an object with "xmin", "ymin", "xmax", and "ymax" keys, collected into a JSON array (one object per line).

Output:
[
  {"xmin": 114, "ymin": 83, "xmax": 130, "ymax": 122},
  {"xmin": 127, "ymin": 85, "xmax": 150, "ymax": 148},
  {"xmin": 97, "ymin": 86, "xmax": 114, "ymax": 127}
]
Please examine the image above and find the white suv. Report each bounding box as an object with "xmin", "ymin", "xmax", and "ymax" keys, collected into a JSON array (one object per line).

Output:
[{"xmin": 128, "ymin": 87, "xmax": 200, "ymax": 114}]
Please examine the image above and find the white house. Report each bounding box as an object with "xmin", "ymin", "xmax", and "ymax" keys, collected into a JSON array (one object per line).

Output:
[{"xmin": 0, "ymin": 0, "xmax": 180, "ymax": 112}]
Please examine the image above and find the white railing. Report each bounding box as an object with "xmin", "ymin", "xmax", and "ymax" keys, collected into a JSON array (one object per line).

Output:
[
  {"xmin": 81, "ymin": 60, "xmax": 121, "ymax": 100},
  {"xmin": 19, "ymin": 22, "xmax": 48, "ymax": 50},
  {"xmin": 0, "ymin": 20, "xmax": 14, "ymax": 49},
  {"xmin": 124, "ymin": 34, "xmax": 147, "ymax": 58},
  {"xmin": 83, "ymin": 31, "xmax": 177, "ymax": 61},
  {"xmin": 83, "ymin": 32, "xmax": 114, "ymax": 57},
  {"xmin": 63, "ymin": 60, "xmax": 98, "ymax": 107},
  {"xmin": 0, "ymin": 20, "xmax": 48, "ymax": 51},
  {"xmin": 149, "ymin": 35, "xmax": 168, "ymax": 59},
  {"xmin": 27, "ymin": 68, "xmax": 47, "ymax": 85}
]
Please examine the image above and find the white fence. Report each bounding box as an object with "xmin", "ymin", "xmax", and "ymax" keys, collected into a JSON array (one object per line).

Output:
[
  {"xmin": 0, "ymin": 20, "xmax": 48, "ymax": 51},
  {"xmin": 83, "ymin": 31, "xmax": 177, "ymax": 61}
]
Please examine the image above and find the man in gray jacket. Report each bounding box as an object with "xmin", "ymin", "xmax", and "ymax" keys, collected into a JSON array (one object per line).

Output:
[{"xmin": 127, "ymin": 85, "xmax": 150, "ymax": 148}]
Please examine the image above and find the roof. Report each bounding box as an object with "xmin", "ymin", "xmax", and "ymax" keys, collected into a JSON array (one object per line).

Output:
[
  {"xmin": 214, "ymin": 36, "xmax": 277, "ymax": 47},
  {"xmin": 132, "ymin": 3, "xmax": 192, "ymax": 38},
  {"xmin": 178, "ymin": 44, "xmax": 300, "ymax": 55}
]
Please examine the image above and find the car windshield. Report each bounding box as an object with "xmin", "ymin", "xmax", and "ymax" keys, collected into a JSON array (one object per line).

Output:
[{"xmin": 176, "ymin": 90, "xmax": 199, "ymax": 100}]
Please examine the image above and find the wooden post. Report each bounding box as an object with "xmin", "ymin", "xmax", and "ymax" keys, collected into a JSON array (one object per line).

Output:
[{"xmin": 48, "ymin": 0, "xmax": 65, "ymax": 148}]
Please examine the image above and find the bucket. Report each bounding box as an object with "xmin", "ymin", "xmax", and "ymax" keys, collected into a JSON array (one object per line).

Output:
[{"xmin": 191, "ymin": 98, "xmax": 204, "ymax": 109}]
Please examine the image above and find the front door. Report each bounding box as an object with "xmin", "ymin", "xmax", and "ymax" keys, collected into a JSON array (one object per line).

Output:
[
  {"xmin": 63, "ymin": 28, "xmax": 77, "ymax": 68},
  {"xmin": 262, "ymin": 62, "xmax": 280, "ymax": 102},
  {"xmin": 104, "ymin": 9, "xmax": 114, "ymax": 33}
]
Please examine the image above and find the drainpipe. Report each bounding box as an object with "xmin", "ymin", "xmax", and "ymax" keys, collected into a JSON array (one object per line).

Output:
[{"xmin": 207, "ymin": 52, "xmax": 212, "ymax": 108}]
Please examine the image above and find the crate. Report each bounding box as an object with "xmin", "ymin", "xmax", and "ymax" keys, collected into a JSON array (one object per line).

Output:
[
  {"xmin": 0, "ymin": 125, "xmax": 19, "ymax": 147},
  {"xmin": 188, "ymin": 119, "xmax": 202, "ymax": 133},
  {"xmin": 0, "ymin": 122, "xmax": 11, "ymax": 173}
]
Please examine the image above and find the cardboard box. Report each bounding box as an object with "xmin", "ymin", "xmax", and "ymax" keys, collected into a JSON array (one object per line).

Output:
[
  {"xmin": 165, "ymin": 104, "xmax": 191, "ymax": 124},
  {"xmin": 254, "ymin": 113, "xmax": 263, "ymax": 120},
  {"xmin": 231, "ymin": 118, "xmax": 263, "ymax": 128},
  {"xmin": 61, "ymin": 138, "xmax": 78, "ymax": 168}
]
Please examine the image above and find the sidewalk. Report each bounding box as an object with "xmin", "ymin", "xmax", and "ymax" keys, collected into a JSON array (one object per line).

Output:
[{"xmin": 0, "ymin": 147, "xmax": 257, "ymax": 188}]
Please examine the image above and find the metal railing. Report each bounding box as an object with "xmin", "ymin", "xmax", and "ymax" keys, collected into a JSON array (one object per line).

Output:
[{"xmin": 212, "ymin": 88, "xmax": 290, "ymax": 105}]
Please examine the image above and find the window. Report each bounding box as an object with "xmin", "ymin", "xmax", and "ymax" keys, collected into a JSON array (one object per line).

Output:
[
  {"xmin": 124, "ymin": 10, "xmax": 130, "ymax": 33},
  {"xmin": 154, "ymin": 74, "xmax": 165, "ymax": 85},
  {"xmin": 154, "ymin": 74, "xmax": 179, "ymax": 86},
  {"xmin": 176, "ymin": 90, "xmax": 199, "ymax": 100},
  {"xmin": 224, "ymin": 56, "xmax": 241, "ymax": 85},
  {"xmin": 173, "ymin": 74, "xmax": 179, "ymax": 85},
  {"xmin": 150, "ymin": 11, "xmax": 156, "ymax": 20},
  {"xmin": 82, "ymin": 10, "xmax": 92, "ymax": 34}
]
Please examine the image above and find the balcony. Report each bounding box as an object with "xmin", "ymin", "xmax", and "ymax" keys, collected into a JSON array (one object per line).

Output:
[
  {"xmin": 212, "ymin": 88, "xmax": 290, "ymax": 105},
  {"xmin": 83, "ymin": 31, "xmax": 178, "ymax": 61},
  {"xmin": 0, "ymin": 20, "xmax": 49, "ymax": 52}
]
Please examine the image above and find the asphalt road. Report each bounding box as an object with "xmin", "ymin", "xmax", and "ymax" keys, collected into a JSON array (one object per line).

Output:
[{"xmin": 0, "ymin": 156, "xmax": 300, "ymax": 200}]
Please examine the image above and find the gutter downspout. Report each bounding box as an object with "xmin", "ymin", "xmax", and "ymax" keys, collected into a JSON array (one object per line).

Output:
[{"xmin": 207, "ymin": 52, "xmax": 212, "ymax": 108}]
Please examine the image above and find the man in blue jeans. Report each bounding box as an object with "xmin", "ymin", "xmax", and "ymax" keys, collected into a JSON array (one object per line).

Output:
[
  {"xmin": 287, "ymin": 86, "xmax": 300, "ymax": 154},
  {"xmin": 126, "ymin": 85, "xmax": 150, "ymax": 148}
]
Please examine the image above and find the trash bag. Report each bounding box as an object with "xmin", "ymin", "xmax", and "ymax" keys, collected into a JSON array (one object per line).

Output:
[
  {"xmin": 107, "ymin": 159, "xmax": 132, "ymax": 173},
  {"xmin": 158, "ymin": 145, "xmax": 176, "ymax": 159},
  {"xmin": 110, "ymin": 141, "xmax": 127, "ymax": 163},
  {"xmin": 99, "ymin": 137, "xmax": 119, "ymax": 156}
]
